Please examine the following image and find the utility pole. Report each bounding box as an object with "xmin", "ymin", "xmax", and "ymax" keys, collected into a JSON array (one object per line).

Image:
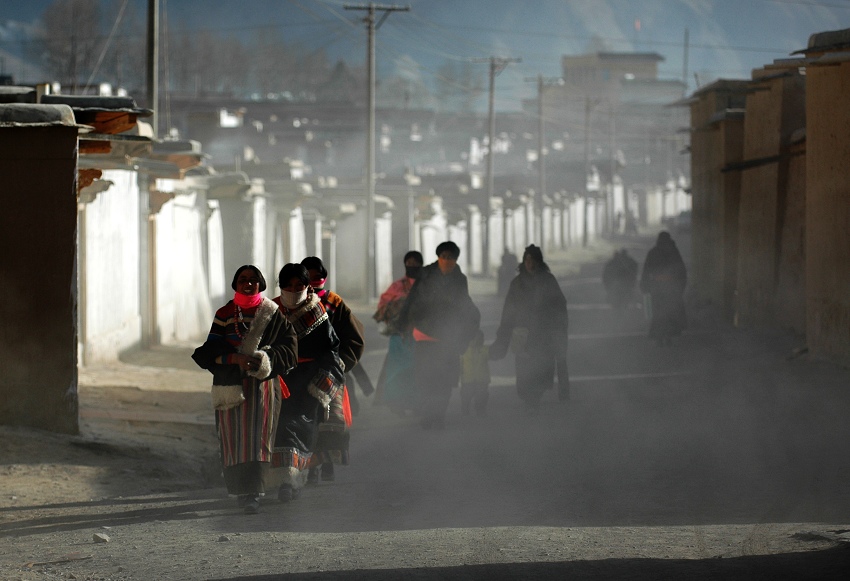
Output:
[
  {"xmin": 535, "ymin": 74, "xmax": 545, "ymax": 246},
  {"xmin": 146, "ymin": 0, "xmax": 159, "ymax": 137},
  {"xmin": 473, "ymin": 56, "xmax": 520, "ymax": 275},
  {"xmin": 582, "ymin": 97, "xmax": 594, "ymax": 248},
  {"xmin": 524, "ymin": 75, "xmax": 562, "ymax": 247},
  {"xmin": 345, "ymin": 3, "xmax": 409, "ymax": 301},
  {"xmin": 608, "ymin": 104, "xmax": 617, "ymax": 234},
  {"xmin": 682, "ymin": 27, "xmax": 690, "ymax": 98}
]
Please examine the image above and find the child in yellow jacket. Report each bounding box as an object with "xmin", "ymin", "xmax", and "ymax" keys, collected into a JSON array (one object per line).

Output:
[{"xmin": 461, "ymin": 330, "xmax": 490, "ymax": 416}]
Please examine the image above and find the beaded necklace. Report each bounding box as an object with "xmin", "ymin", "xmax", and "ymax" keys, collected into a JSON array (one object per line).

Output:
[{"xmin": 234, "ymin": 305, "xmax": 250, "ymax": 339}]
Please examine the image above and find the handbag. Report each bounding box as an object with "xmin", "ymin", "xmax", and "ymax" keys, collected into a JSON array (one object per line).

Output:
[
  {"xmin": 211, "ymin": 385, "xmax": 245, "ymax": 410},
  {"xmin": 509, "ymin": 327, "xmax": 529, "ymax": 354}
]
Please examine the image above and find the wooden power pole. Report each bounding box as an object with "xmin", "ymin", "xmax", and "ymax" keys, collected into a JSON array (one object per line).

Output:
[
  {"xmin": 146, "ymin": 0, "xmax": 158, "ymax": 137},
  {"xmin": 473, "ymin": 56, "xmax": 520, "ymax": 274},
  {"xmin": 345, "ymin": 3, "xmax": 409, "ymax": 300}
]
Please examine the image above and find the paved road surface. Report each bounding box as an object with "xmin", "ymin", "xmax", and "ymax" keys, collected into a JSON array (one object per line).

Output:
[{"xmin": 3, "ymin": 233, "xmax": 850, "ymax": 580}]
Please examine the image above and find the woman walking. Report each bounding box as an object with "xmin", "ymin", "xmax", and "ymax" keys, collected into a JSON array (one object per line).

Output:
[
  {"xmin": 272, "ymin": 263, "xmax": 346, "ymax": 500},
  {"xmin": 192, "ymin": 265, "xmax": 298, "ymax": 514},
  {"xmin": 398, "ymin": 241, "xmax": 480, "ymax": 429},
  {"xmin": 490, "ymin": 245, "xmax": 570, "ymax": 413},
  {"xmin": 373, "ymin": 250, "xmax": 423, "ymax": 415},
  {"xmin": 300, "ymin": 256, "xmax": 365, "ymax": 484},
  {"xmin": 640, "ymin": 231, "xmax": 687, "ymax": 346}
]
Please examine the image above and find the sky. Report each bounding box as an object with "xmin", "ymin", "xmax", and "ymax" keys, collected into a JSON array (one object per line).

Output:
[{"xmin": 3, "ymin": 0, "xmax": 850, "ymax": 110}]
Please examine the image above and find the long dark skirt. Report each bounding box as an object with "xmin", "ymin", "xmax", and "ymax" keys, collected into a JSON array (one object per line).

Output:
[
  {"xmin": 314, "ymin": 386, "xmax": 351, "ymax": 466},
  {"xmin": 515, "ymin": 352, "xmax": 556, "ymax": 408},
  {"xmin": 272, "ymin": 385, "xmax": 321, "ymax": 487},
  {"xmin": 649, "ymin": 287, "xmax": 687, "ymax": 340},
  {"xmin": 415, "ymin": 340, "xmax": 461, "ymax": 424}
]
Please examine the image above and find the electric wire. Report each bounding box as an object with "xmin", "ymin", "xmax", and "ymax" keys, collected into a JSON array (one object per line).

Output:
[{"xmin": 82, "ymin": 0, "xmax": 130, "ymax": 93}]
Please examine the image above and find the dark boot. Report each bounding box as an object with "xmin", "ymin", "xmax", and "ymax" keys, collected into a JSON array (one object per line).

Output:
[
  {"xmin": 306, "ymin": 466, "xmax": 319, "ymax": 486},
  {"xmin": 243, "ymin": 494, "xmax": 260, "ymax": 514},
  {"xmin": 278, "ymin": 484, "xmax": 302, "ymax": 502}
]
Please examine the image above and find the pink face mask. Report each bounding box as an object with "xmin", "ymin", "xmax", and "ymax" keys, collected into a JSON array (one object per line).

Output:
[
  {"xmin": 233, "ymin": 291, "xmax": 263, "ymax": 308},
  {"xmin": 311, "ymin": 278, "xmax": 328, "ymax": 297}
]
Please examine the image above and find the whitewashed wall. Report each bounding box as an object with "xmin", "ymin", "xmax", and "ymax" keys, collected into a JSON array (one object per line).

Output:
[
  {"xmin": 510, "ymin": 205, "xmax": 528, "ymax": 254},
  {"xmin": 79, "ymin": 169, "xmax": 141, "ymax": 363},
  {"xmin": 541, "ymin": 206, "xmax": 554, "ymax": 252},
  {"xmin": 524, "ymin": 199, "xmax": 535, "ymax": 246},
  {"xmin": 568, "ymin": 198, "xmax": 584, "ymax": 246},
  {"xmin": 644, "ymin": 186, "xmax": 665, "ymax": 228},
  {"xmin": 447, "ymin": 220, "xmax": 469, "ymax": 274},
  {"xmin": 153, "ymin": 189, "xmax": 214, "ymax": 343},
  {"xmin": 286, "ymin": 205, "xmax": 307, "ymax": 265},
  {"xmin": 419, "ymin": 198, "xmax": 449, "ymax": 265},
  {"xmin": 480, "ymin": 208, "xmax": 505, "ymax": 275},
  {"xmin": 206, "ymin": 200, "xmax": 227, "ymax": 308},
  {"xmin": 467, "ymin": 205, "xmax": 483, "ymax": 275},
  {"xmin": 594, "ymin": 199, "xmax": 606, "ymax": 238},
  {"xmin": 559, "ymin": 205, "xmax": 571, "ymax": 248},
  {"xmin": 248, "ymin": 195, "xmax": 273, "ymax": 283},
  {"xmin": 375, "ymin": 211, "xmax": 394, "ymax": 295},
  {"xmin": 335, "ymin": 209, "xmax": 368, "ymax": 299}
]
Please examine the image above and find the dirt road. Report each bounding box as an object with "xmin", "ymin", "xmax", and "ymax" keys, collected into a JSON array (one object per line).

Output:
[{"xmin": 3, "ymin": 235, "xmax": 850, "ymax": 580}]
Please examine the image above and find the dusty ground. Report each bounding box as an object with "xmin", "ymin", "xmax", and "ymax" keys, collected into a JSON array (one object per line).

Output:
[
  {"xmin": 1, "ymin": 346, "xmax": 219, "ymax": 512},
  {"xmin": 3, "ymin": 234, "xmax": 850, "ymax": 580}
]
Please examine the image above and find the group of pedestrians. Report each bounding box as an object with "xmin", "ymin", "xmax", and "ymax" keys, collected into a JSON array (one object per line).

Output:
[
  {"xmin": 193, "ymin": 232, "xmax": 686, "ymax": 513},
  {"xmin": 603, "ymin": 231, "xmax": 688, "ymax": 346},
  {"xmin": 192, "ymin": 257, "xmax": 365, "ymax": 514},
  {"xmin": 375, "ymin": 241, "xmax": 571, "ymax": 423}
]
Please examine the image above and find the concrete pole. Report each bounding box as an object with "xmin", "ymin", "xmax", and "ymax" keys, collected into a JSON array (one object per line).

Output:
[
  {"xmin": 146, "ymin": 0, "xmax": 158, "ymax": 137},
  {"xmin": 608, "ymin": 105, "xmax": 616, "ymax": 233},
  {"xmin": 346, "ymin": 3, "xmax": 409, "ymax": 300},
  {"xmin": 366, "ymin": 5, "xmax": 376, "ymax": 301},
  {"xmin": 582, "ymin": 97, "xmax": 591, "ymax": 247},
  {"xmin": 682, "ymin": 27, "xmax": 690, "ymax": 98},
  {"xmin": 537, "ymin": 74, "xmax": 545, "ymax": 245},
  {"xmin": 484, "ymin": 58, "xmax": 496, "ymax": 275},
  {"xmin": 475, "ymin": 56, "xmax": 520, "ymax": 273}
]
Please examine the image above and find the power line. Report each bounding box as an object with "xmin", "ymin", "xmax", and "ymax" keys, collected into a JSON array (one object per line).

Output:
[
  {"xmin": 83, "ymin": 0, "xmax": 130, "ymax": 93},
  {"xmin": 410, "ymin": 20, "xmax": 797, "ymax": 55}
]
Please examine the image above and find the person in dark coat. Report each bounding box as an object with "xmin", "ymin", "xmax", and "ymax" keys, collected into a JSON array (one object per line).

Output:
[
  {"xmin": 602, "ymin": 249, "xmax": 638, "ymax": 312},
  {"xmin": 497, "ymin": 248, "xmax": 519, "ymax": 297},
  {"xmin": 271, "ymin": 264, "xmax": 345, "ymax": 502},
  {"xmin": 639, "ymin": 231, "xmax": 687, "ymax": 346},
  {"xmin": 398, "ymin": 241, "xmax": 480, "ymax": 429},
  {"xmin": 301, "ymin": 256, "xmax": 366, "ymax": 484},
  {"xmin": 490, "ymin": 245, "xmax": 570, "ymax": 412}
]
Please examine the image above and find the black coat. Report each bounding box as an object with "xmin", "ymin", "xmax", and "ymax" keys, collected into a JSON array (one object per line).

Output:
[
  {"xmin": 281, "ymin": 317, "xmax": 345, "ymax": 398},
  {"xmin": 491, "ymin": 269, "xmax": 568, "ymax": 360},
  {"xmin": 191, "ymin": 300, "xmax": 298, "ymax": 386},
  {"xmin": 640, "ymin": 238, "xmax": 688, "ymax": 338},
  {"xmin": 398, "ymin": 262, "xmax": 480, "ymax": 355},
  {"xmin": 640, "ymin": 240, "xmax": 687, "ymax": 296}
]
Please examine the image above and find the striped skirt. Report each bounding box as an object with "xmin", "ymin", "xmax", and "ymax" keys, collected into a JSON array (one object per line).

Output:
[{"xmin": 217, "ymin": 378, "xmax": 280, "ymax": 468}]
